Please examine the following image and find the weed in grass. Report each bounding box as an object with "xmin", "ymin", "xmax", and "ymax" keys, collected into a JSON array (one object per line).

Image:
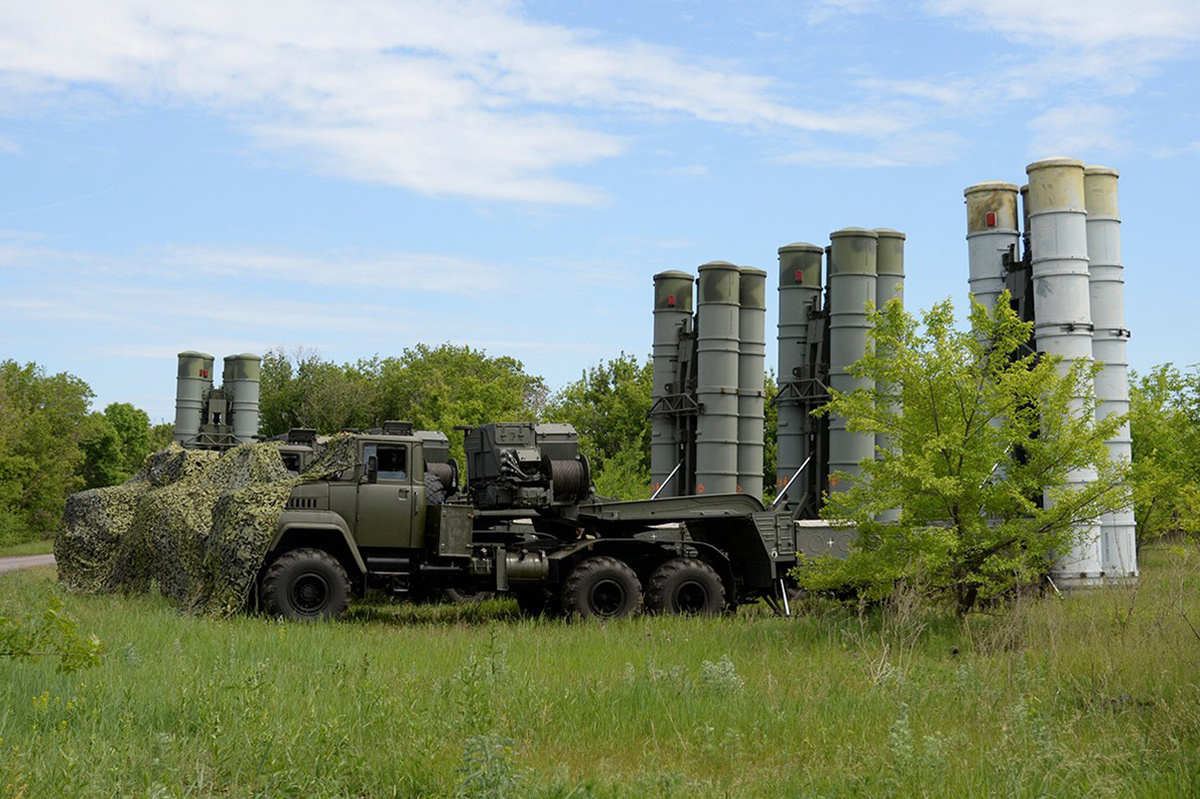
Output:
[
  {"xmin": 454, "ymin": 626, "xmax": 512, "ymax": 734},
  {"xmin": 457, "ymin": 733, "xmax": 524, "ymax": 799},
  {"xmin": 698, "ymin": 654, "xmax": 744, "ymax": 694}
]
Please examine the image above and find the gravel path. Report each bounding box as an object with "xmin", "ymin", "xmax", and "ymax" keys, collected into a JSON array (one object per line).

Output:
[{"xmin": 0, "ymin": 554, "xmax": 56, "ymax": 574}]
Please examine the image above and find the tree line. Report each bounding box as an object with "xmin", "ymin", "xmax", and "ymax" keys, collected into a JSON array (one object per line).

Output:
[
  {"xmin": 2, "ymin": 332, "xmax": 1198, "ymax": 563},
  {"xmin": 0, "ymin": 360, "xmax": 173, "ymax": 547}
]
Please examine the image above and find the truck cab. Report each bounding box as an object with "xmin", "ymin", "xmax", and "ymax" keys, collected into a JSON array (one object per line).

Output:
[{"xmin": 261, "ymin": 426, "xmax": 470, "ymax": 618}]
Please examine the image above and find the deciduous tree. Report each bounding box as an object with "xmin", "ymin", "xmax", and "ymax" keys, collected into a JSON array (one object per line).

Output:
[
  {"xmin": 796, "ymin": 297, "xmax": 1129, "ymax": 614},
  {"xmin": 1129, "ymin": 364, "xmax": 1200, "ymax": 547},
  {"xmin": 544, "ymin": 353, "xmax": 652, "ymax": 500}
]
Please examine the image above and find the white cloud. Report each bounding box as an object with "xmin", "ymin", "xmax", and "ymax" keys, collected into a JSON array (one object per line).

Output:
[
  {"xmin": 0, "ymin": 234, "xmax": 507, "ymax": 295},
  {"xmin": 807, "ymin": 0, "xmax": 884, "ymax": 26},
  {"xmin": 1150, "ymin": 142, "xmax": 1200, "ymax": 159},
  {"xmin": 155, "ymin": 244, "xmax": 507, "ymax": 293},
  {"xmin": 780, "ymin": 130, "xmax": 965, "ymax": 168},
  {"xmin": 1028, "ymin": 104, "xmax": 1126, "ymax": 157},
  {"xmin": 0, "ymin": 0, "xmax": 911, "ymax": 202},
  {"xmin": 924, "ymin": 0, "xmax": 1200, "ymax": 98},
  {"xmin": 924, "ymin": 0, "xmax": 1200, "ymax": 49}
]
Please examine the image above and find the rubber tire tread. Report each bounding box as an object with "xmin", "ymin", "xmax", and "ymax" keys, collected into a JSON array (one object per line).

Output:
[
  {"xmin": 646, "ymin": 558, "xmax": 725, "ymax": 615},
  {"xmin": 425, "ymin": 472, "xmax": 446, "ymax": 505},
  {"xmin": 560, "ymin": 556, "xmax": 642, "ymax": 620},
  {"xmin": 261, "ymin": 547, "xmax": 350, "ymax": 621}
]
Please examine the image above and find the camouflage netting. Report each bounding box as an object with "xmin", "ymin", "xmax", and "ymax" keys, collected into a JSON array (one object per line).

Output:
[{"xmin": 56, "ymin": 436, "xmax": 361, "ymax": 616}]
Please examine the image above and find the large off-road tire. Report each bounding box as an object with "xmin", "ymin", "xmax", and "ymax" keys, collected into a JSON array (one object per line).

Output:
[
  {"xmin": 425, "ymin": 472, "xmax": 446, "ymax": 505},
  {"xmin": 646, "ymin": 558, "xmax": 725, "ymax": 616},
  {"xmin": 561, "ymin": 556, "xmax": 642, "ymax": 620},
  {"xmin": 261, "ymin": 548, "xmax": 350, "ymax": 621}
]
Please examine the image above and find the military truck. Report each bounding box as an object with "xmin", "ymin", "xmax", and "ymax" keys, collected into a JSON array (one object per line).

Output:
[{"xmin": 258, "ymin": 421, "xmax": 824, "ymax": 621}]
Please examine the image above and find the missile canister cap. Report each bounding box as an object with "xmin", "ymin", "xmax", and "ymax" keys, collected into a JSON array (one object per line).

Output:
[
  {"xmin": 829, "ymin": 227, "xmax": 879, "ymax": 240},
  {"xmin": 653, "ymin": 269, "xmax": 695, "ymax": 280},
  {"xmin": 1026, "ymin": 158, "xmax": 1085, "ymax": 213},
  {"xmin": 224, "ymin": 354, "xmax": 262, "ymax": 381},
  {"xmin": 738, "ymin": 267, "xmax": 767, "ymax": 309},
  {"xmin": 964, "ymin": 181, "xmax": 1019, "ymax": 198},
  {"xmin": 829, "ymin": 228, "xmax": 878, "ymax": 276},
  {"xmin": 697, "ymin": 261, "xmax": 740, "ymax": 304},
  {"xmin": 779, "ymin": 244, "xmax": 822, "ymax": 289},
  {"xmin": 1026, "ymin": 156, "xmax": 1084, "ymax": 174},
  {"xmin": 873, "ymin": 228, "xmax": 906, "ymax": 240},
  {"xmin": 177, "ymin": 351, "xmax": 215, "ymax": 379},
  {"xmin": 1083, "ymin": 167, "xmax": 1120, "ymax": 217},
  {"xmin": 778, "ymin": 242, "xmax": 824, "ymax": 255},
  {"xmin": 653, "ymin": 270, "xmax": 695, "ymax": 311}
]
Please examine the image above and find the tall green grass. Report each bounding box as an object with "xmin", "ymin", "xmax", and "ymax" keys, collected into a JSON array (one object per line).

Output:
[
  {"xmin": 0, "ymin": 539, "xmax": 54, "ymax": 558},
  {"xmin": 2, "ymin": 545, "xmax": 1199, "ymax": 797}
]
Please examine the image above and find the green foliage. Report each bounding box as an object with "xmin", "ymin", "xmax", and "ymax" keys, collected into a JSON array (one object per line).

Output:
[
  {"xmin": 0, "ymin": 360, "xmax": 94, "ymax": 545},
  {"xmin": 148, "ymin": 421, "xmax": 175, "ymax": 452},
  {"xmin": 0, "ymin": 594, "xmax": 103, "ymax": 674},
  {"xmin": 544, "ymin": 352, "xmax": 653, "ymax": 500},
  {"xmin": 373, "ymin": 344, "xmax": 548, "ymax": 462},
  {"xmin": 103, "ymin": 402, "xmax": 154, "ymax": 475},
  {"xmin": 763, "ymin": 371, "xmax": 778, "ymax": 502},
  {"xmin": 78, "ymin": 412, "xmax": 125, "ymax": 489},
  {"xmin": 1129, "ymin": 364, "xmax": 1200, "ymax": 547},
  {"xmin": 798, "ymin": 296, "xmax": 1130, "ymax": 614},
  {"xmin": 259, "ymin": 344, "xmax": 547, "ymax": 464},
  {"xmin": 0, "ymin": 362, "xmax": 160, "ymax": 545}
]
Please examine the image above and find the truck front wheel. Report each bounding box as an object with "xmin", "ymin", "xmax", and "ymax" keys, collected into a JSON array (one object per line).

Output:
[
  {"xmin": 262, "ymin": 548, "xmax": 350, "ymax": 621},
  {"xmin": 646, "ymin": 558, "xmax": 725, "ymax": 615},
  {"xmin": 561, "ymin": 556, "xmax": 642, "ymax": 620}
]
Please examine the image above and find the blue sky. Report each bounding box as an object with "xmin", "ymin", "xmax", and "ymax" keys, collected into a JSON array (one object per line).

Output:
[{"xmin": 2, "ymin": 0, "xmax": 1198, "ymax": 424}]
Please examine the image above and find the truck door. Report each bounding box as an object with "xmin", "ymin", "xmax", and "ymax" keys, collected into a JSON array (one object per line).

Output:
[{"xmin": 356, "ymin": 442, "xmax": 417, "ymax": 549}]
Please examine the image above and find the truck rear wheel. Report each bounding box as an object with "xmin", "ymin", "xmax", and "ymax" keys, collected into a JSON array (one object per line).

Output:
[
  {"xmin": 262, "ymin": 548, "xmax": 350, "ymax": 621},
  {"xmin": 561, "ymin": 556, "xmax": 642, "ymax": 620},
  {"xmin": 646, "ymin": 558, "xmax": 725, "ymax": 615},
  {"xmin": 443, "ymin": 587, "xmax": 495, "ymax": 603}
]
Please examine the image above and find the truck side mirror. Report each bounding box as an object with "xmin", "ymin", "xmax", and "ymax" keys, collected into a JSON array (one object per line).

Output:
[{"xmin": 366, "ymin": 455, "xmax": 379, "ymax": 484}]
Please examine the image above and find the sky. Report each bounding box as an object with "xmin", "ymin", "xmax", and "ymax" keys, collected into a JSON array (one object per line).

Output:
[{"xmin": 2, "ymin": 0, "xmax": 1199, "ymax": 424}]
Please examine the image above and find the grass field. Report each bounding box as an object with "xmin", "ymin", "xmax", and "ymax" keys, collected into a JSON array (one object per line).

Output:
[{"xmin": 2, "ymin": 545, "xmax": 1199, "ymax": 797}]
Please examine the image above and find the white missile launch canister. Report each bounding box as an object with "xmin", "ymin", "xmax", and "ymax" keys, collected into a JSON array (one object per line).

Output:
[
  {"xmin": 650, "ymin": 270, "xmax": 695, "ymax": 497},
  {"xmin": 1026, "ymin": 157, "xmax": 1104, "ymax": 586},
  {"xmin": 1084, "ymin": 165, "xmax": 1138, "ymax": 579},
  {"xmin": 173, "ymin": 351, "xmax": 215, "ymax": 446},
  {"xmin": 775, "ymin": 243, "xmax": 824, "ymax": 492},
  {"xmin": 695, "ymin": 261, "xmax": 742, "ymax": 494},
  {"xmin": 827, "ymin": 228, "xmax": 878, "ymax": 493},
  {"xmin": 964, "ymin": 182, "xmax": 1021, "ymax": 314},
  {"xmin": 737, "ymin": 267, "xmax": 767, "ymax": 499}
]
